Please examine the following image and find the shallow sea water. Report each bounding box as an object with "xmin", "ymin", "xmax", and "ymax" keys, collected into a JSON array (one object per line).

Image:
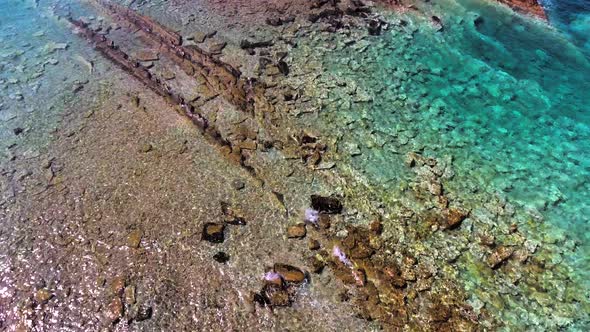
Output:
[{"xmin": 309, "ymin": 0, "xmax": 589, "ymax": 320}]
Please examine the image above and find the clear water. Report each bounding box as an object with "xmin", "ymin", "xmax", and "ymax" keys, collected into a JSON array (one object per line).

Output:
[{"xmin": 312, "ymin": 0, "xmax": 590, "ymax": 307}]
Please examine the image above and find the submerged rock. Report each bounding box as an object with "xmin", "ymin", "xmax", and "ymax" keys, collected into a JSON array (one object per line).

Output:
[
  {"xmin": 273, "ymin": 263, "xmax": 306, "ymax": 283},
  {"xmin": 34, "ymin": 289, "xmax": 53, "ymax": 304},
  {"xmin": 106, "ymin": 297, "xmax": 123, "ymax": 322},
  {"xmin": 311, "ymin": 195, "xmax": 343, "ymax": 214},
  {"xmin": 136, "ymin": 305, "xmax": 153, "ymax": 321},
  {"xmin": 487, "ymin": 246, "xmax": 514, "ymax": 269},
  {"xmin": 213, "ymin": 251, "xmax": 230, "ymax": 263},
  {"xmin": 287, "ymin": 223, "xmax": 306, "ymax": 238},
  {"xmin": 202, "ymin": 223, "xmax": 225, "ymax": 243}
]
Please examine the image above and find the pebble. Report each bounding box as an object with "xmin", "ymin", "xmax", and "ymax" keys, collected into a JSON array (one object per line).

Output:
[
  {"xmin": 127, "ymin": 229, "xmax": 143, "ymax": 248},
  {"xmin": 231, "ymin": 179, "xmax": 245, "ymax": 190},
  {"xmin": 111, "ymin": 276, "xmax": 126, "ymax": 296},
  {"xmin": 287, "ymin": 223, "xmax": 306, "ymax": 238},
  {"xmin": 208, "ymin": 41, "xmax": 227, "ymax": 54},
  {"xmin": 34, "ymin": 289, "xmax": 52, "ymax": 304},
  {"xmin": 105, "ymin": 297, "xmax": 123, "ymax": 322},
  {"xmin": 308, "ymin": 239, "xmax": 320, "ymax": 250},
  {"xmin": 213, "ymin": 251, "xmax": 230, "ymax": 263},
  {"xmin": 124, "ymin": 285, "xmax": 136, "ymax": 305},
  {"xmin": 139, "ymin": 142, "xmax": 153, "ymax": 153},
  {"xmin": 273, "ymin": 263, "xmax": 306, "ymax": 283},
  {"xmin": 136, "ymin": 305, "xmax": 152, "ymax": 321}
]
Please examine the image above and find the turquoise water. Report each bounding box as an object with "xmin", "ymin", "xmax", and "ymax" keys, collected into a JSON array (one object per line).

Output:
[{"xmin": 309, "ymin": 0, "xmax": 590, "ymax": 324}]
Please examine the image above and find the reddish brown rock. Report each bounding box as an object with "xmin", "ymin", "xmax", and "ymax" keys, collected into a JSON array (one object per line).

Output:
[
  {"xmin": 487, "ymin": 246, "xmax": 514, "ymax": 269},
  {"xmin": 287, "ymin": 223, "xmax": 306, "ymax": 238},
  {"xmin": 493, "ymin": 0, "xmax": 546, "ymax": 18},
  {"xmin": 273, "ymin": 263, "xmax": 306, "ymax": 283}
]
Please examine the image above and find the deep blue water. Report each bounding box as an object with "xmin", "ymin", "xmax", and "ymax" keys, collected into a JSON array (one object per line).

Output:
[{"xmin": 544, "ymin": 0, "xmax": 590, "ymax": 52}]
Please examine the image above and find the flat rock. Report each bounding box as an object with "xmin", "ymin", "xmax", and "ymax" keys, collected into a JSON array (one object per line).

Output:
[
  {"xmin": 135, "ymin": 49, "xmax": 159, "ymax": 61},
  {"xmin": 273, "ymin": 263, "xmax": 306, "ymax": 283}
]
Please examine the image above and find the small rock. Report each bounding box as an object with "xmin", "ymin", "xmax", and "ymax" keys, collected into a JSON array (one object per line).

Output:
[
  {"xmin": 127, "ymin": 229, "xmax": 142, "ymax": 248},
  {"xmin": 308, "ymin": 239, "xmax": 320, "ymax": 250},
  {"xmin": 34, "ymin": 289, "xmax": 52, "ymax": 304},
  {"xmin": 487, "ymin": 246, "xmax": 514, "ymax": 269},
  {"xmin": 111, "ymin": 276, "xmax": 126, "ymax": 296},
  {"xmin": 202, "ymin": 223, "xmax": 225, "ymax": 243},
  {"xmin": 318, "ymin": 214, "xmax": 331, "ymax": 229},
  {"xmin": 273, "ymin": 263, "xmax": 306, "ymax": 283},
  {"xmin": 369, "ymin": 220, "xmax": 383, "ymax": 234},
  {"xmin": 192, "ymin": 31, "xmax": 208, "ymax": 43},
  {"xmin": 136, "ymin": 305, "xmax": 152, "ymax": 321},
  {"xmin": 139, "ymin": 143, "xmax": 152, "ymax": 153},
  {"xmin": 208, "ymin": 41, "xmax": 227, "ymax": 54},
  {"xmin": 105, "ymin": 297, "xmax": 123, "ymax": 322},
  {"xmin": 124, "ymin": 285, "xmax": 136, "ymax": 305},
  {"xmin": 445, "ymin": 208, "xmax": 468, "ymax": 229},
  {"xmin": 287, "ymin": 223, "xmax": 306, "ymax": 238},
  {"xmin": 13, "ymin": 127, "xmax": 24, "ymax": 135},
  {"xmin": 135, "ymin": 49, "xmax": 159, "ymax": 62},
  {"xmin": 213, "ymin": 251, "xmax": 230, "ymax": 263},
  {"xmin": 277, "ymin": 60, "xmax": 289, "ymax": 75},
  {"xmin": 311, "ymin": 195, "xmax": 343, "ymax": 214},
  {"xmin": 261, "ymin": 284, "xmax": 290, "ymax": 306},
  {"xmin": 231, "ymin": 179, "xmax": 245, "ymax": 190}
]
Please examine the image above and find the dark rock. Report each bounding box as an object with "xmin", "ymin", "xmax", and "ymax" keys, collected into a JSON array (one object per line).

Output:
[
  {"xmin": 369, "ymin": 220, "xmax": 383, "ymax": 234},
  {"xmin": 308, "ymin": 239, "xmax": 320, "ymax": 250},
  {"xmin": 213, "ymin": 251, "xmax": 230, "ymax": 263},
  {"xmin": 308, "ymin": 8, "xmax": 343, "ymax": 23},
  {"xmin": 261, "ymin": 284, "xmax": 291, "ymax": 306},
  {"xmin": 202, "ymin": 223, "xmax": 225, "ymax": 243},
  {"xmin": 220, "ymin": 202, "xmax": 247, "ymax": 225},
  {"xmin": 311, "ymin": 195, "xmax": 343, "ymax": 214},
  {"xmin": 445, "ymin": 208, "xmax": 468, "ymax": 229},
  {"xmin": 240, "ymin": 39, "xmax": 273, "ymax": 49},
  {"xmin": 266, "ymin": 17, "xmax": 283, "ymax": 26},
  {"xmin": 368, "ymin": 19, "xmax": 382, "ymax": 35},
  {"xmin": 431, "ymin": 16, "xmax": 444, "ymax": 32},
  {"xmin": 13, "ymin": 127, "xmax": 24, "ymax": 135},
  {"xmin": 277, "ymin": 60, "xmax": 289, "ymax": 76},
  {"xmin": 136, "ymin": 305, "xmax": 152, "ymax": 321},
  {"xmin": 253, "ymin": 292, "xmax": 270, "ymax": 306}
]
